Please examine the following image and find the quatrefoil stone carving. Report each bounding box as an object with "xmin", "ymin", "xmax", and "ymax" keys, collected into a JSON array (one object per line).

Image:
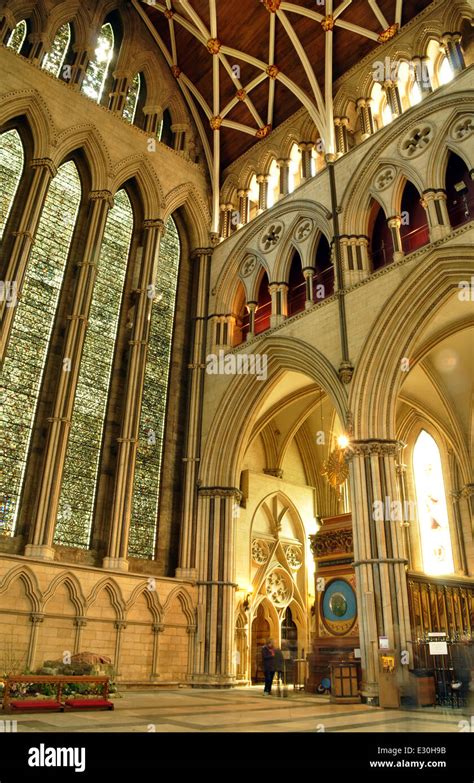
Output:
[
  {"xmin": 451, "ymin": 116, "xmax": 474, "ymax": 141},
  {"xmin": 240, "ymin": 255, "xmax": 257, "ymax": 277},
  {"xmin": 399, "ymin": 125, "xmax": 433, "ymax": 158},
  {"xmin": 260, "ymin": 222, "xmax": 283, "ymax": 252},
  {"xmin": 374, "ymin": 166, "xmax": 396, "ymax": 191},
  {"xmin": 293, "ymin": 219, "xmax": 313, "ymax": 242}
]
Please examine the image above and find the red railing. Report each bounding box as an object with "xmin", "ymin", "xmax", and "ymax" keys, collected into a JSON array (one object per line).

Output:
[{"xmin": 400, "ymin": 223, "xmax": 430, "ymax": 254}]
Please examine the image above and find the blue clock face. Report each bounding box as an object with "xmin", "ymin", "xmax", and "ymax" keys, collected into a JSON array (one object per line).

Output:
[{"xmin": 322, "ymin": 579, "xmax": 357, "ymax": 635}]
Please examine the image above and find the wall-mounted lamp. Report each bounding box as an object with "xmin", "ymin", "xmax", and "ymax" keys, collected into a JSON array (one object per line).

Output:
[{"xmin": 242, "ymin": 588, "xmax": 253, "ymax": 612}]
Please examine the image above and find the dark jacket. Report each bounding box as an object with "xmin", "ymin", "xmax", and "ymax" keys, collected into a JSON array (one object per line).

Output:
[
  {"xmin": 261, "ymin": 644, "xmax": 276, "ymax": 673},
  {"xmin": 274, "ymin": 648, "xmax": 284, "ymax": 672}
]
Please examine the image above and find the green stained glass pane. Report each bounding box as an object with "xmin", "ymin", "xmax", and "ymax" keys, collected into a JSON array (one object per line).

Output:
[
  {"xmin": 0, "ymin": 161, "xmax": 81, "ymax": 534},
  {"xmin": 42, "ymin": 23, "xmax": 71, "ymax": 78},
  {"xmin": 55, "ymin": 189, "xmax": 133, "ymax": 548},
  {"xmin": 0, "ymin": 130, "xmax": 24, "ymax": 242},
  {"xmin": 128, "ymin": 216, "xmax": 181, "ymax": 559},
  {"xmin": 122, "ymin": 73, "xmax": 140, "ymax": 124},
  {"xmin": 81, "ymin": 23, "xmax": 114, "ymax": 103},
  {"xmin": 6, "ymin": 20, "xmax": 27, "ymax": 53}
]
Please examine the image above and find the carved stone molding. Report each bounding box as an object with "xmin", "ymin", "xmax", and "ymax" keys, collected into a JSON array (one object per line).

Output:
[
  {"xmin": 252, "ymin": 538, "xmax": 270, "ymax": 565},
  {"xmin": 293, "ymin": 218, "xmax": 313, "ymax": 242},
  {"xmin": 345, "ymin": 439, "xmax": 405, "ymax": 458},
  {"xmin": 399, "ymin": 124, "xmax": 433, "ymax": 158},
  {"xmin": 285, "ymin": 544, "xmax": 303, "ymax": 569},
  {"xmin": 198, "ymin": 486, "xmax": 243, "ymax": 501},
  {"xmin": 260, "ymin": 221, "xmax": 283, "ymax": 252},
  {"xmin": 310, "ymin": 529, "xmax": 353, "ymax": 558},
  {"xmin": 374, "ymin": 165, "xmax": 396, "ymax": 191},
  {"xmin": 266, "ymin": 570, "xmax": 292, "ymax": 607},
  {"xmin": 240, "ymin": 255, "xmax": 257, "ymax": 277}
]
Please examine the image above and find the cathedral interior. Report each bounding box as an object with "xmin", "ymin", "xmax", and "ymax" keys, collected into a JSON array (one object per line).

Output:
[{"xmin": 0, "ymin": 0, "xmax": 473, "ymax": 723}]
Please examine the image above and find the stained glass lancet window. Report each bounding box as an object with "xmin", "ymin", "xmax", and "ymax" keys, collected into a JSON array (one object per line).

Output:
[
  {"xmin": 0, "ymin": 130, "xmax": 24, "ymax": 242},
  {"xmin": 55, "ymin": 189, "xmax": 133, "ymax": 548},
  {"xmin": 128, "ymin": 216, "xmax": 181, "ymax": 558},
  {"xmin": 6, "ymin": 19, "xmax": 27, "ymax": 52},
  {"xmin": 81, "ymin": 22, "xmax": 114, "ymax": 103},
  {"xmin": 413, "ymin": 430, "xmax": 454, "ymax": 575},
  {"xmin": 122, "ymin": 73, "xmax": 141, "ymax": 124},
  {"xmin": 0, "ymin": 161, "xmax": 81, "ymax": 535},
  {"xmin": 42, "ymin": 23, "xmax": 71, "ymax": 77}
]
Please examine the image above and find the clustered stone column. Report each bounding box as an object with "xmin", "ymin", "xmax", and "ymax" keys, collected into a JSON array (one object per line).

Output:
[
  {"xmin": 303, "ymin": 267, "xmax": 315, "ymax": 309},
  {"xmin": 68, "ymin": 46, "xmax": 90, "ymax": 88},
  {"xmin": 212, "ymin": 314, "xmax": 236, "ymax": 349},
  {"xmin": 246, "ymin": 301, "xmax": 257, "ymax": 339},
  {"xmin": 108, "ymin": 72, "xmax": 130, "ymax": 113},
  {"xmin": 356, "ymin": 98, "xmax": 375, "ymax": 140},
  {"xmin": 299, "ymin": 142, "xmax": 314, "ymax": 180},
  {"xmin": 237, "ymin": 189, "xmax": 250, "ymax": 227},
  {"xmin": 176, "ymin": 247, "xmax": 213, "ymax": 580},
  {"xmin": 346, "ymin": 439, "xmax": 412, "ymax": 702},
  {"xmin": 105, "ymin": 218, "xmax": 165, "ymax": 571},
  {"xmin": 219, "ymin": 203, "xmax": 233, "ymax": 239},
  {"xmin": 411, "ymin": 56, "xmax": 433, "ymax": 97},
  {"xmin": 334, "ymin": 116, "xmax": 349, "ymax": 155},
  {"xmin": 382, "ymin": 80, "xmax": 402, "ymax": 117},
  {"xmin": 277, "ymin": 158, "xmax": 290, "ymax": 196},
  {"xmin": 192, "ymin": 487, "xmax": 241, "ymax": 684},
  {"xmin": 27, "ymin": 33, "xmax": 46, "ymax": 63},
  {"xmin": 257, "ymin": 174, "xmax": 270, "ymax": 212},
  {"xmin": 442, "ymin": 32, "xmax": 465, "ymax": 75},
  {"xmin": 25, "ymin": 190, "xmax": 114, "ymax": 561},
  {"xmin": 1, "ymin": 157, "xmax": 57, "ymax": 364},
  {"xmin": 143, "ymin": 105, "xmax": 163, "ymax": 136},
  {"xmin": 420, "ymin": 189, "xmax": 451, "ymax": 241},
  {"xmin": 387, "ymin": 216, "xmax": 404, "ymax": 261},
  {"xmin": 268, "ymin": 282, "xmax": 288, "ymax": 327},
  {"xmin": 340, "ymin": 235, "xmax": 370, "ymax": 285},
  {"xmin": 171, "ymin": 123, "xmax": 188, "ymax": 152}
]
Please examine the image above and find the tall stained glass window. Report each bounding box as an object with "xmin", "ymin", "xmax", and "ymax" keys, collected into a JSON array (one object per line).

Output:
[
  {"xmin": 413, "ymin": 430, "xmax": 454, "ymax": 575},
  {"xmin": 122, "ymin": 73, "xmax": 141, "ymax": 124},
  {"xmin": 81, "ymin": 22, "xmax": 114, "ymax": 103},
  {"xmin": 42, "ymin": 23, "xmax": 71, "ymax": 77},
  {"xmin": 0, "ymin": 129, "xmax": 24, "ymax": 242},
  {"xmin": 128, "ymin": 216, "xmax": 181, "ymax": 558},
  {"xmin": 6, "ymin": 20, "xmax": 27, "ymax": 53},
  {"xmin": 0, "ymin": 161, "xmax": 81, "ymax": 535},
  {"xmin": 55, "ymin": 189, "xmax": 133, "ymax": 548}
]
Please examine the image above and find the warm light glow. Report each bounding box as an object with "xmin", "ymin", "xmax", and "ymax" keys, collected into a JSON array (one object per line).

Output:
[
  {"xmin": 337, "ymin": 434, "xmax": 349, "ymax": 449},
  {"xmin": 413, "ymin": 430, "xmax": 454, "ymax": 575},
  {"xmin": 409, "ymin": 80, "xmax": 422, "ymax": 106},
  {"xmin": 438, "ymin": 56, "xmax": 453, "ymax": 86}
]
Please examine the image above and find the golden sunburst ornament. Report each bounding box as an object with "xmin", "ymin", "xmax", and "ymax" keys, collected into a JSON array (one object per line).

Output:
[{"xmin": 321, "ymin": 446, "xmax": 349, "ymax": 495}]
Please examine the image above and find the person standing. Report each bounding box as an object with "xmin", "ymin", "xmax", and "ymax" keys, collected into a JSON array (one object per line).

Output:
[{"xmin": 262, "ymin": 639, "xmax": 276, "ymax": 695}]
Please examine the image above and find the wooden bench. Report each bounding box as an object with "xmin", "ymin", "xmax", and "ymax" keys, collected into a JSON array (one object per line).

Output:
[{"xmin": 2, "ymin": 675, "xmax": 114, "ymax": 713}]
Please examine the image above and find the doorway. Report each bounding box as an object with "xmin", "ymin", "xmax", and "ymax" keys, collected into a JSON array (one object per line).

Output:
[{"xmin": 251, "ymin": 603, "xmax": 270, "ymax": 683}]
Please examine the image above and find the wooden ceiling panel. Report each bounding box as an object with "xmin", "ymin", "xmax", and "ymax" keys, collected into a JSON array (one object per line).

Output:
[{"xmin": 140, "ymin": 1, "xmax": 435, "ymax": 171}]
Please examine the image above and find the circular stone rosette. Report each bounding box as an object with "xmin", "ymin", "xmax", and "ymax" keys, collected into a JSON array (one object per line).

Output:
[
  {"xmin": 265, "ymin": 569, "xmax": 292, "ymax": 607},
  {"xmin": 251, "ymin": 538, "xmax": 269, "ymax": 565}
]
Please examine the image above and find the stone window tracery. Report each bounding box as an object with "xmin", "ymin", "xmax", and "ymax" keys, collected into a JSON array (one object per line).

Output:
[
  {"xmin": 128, "ymin": 217, "xmax": 181, "ymax": 559},
  {"xmin": 6, "ymin": 20, "xmax": 27, "ymax": 53},
  {"xmin": 81, "ymin": 22, "xmax": 114, "ymax": 103},
  {"xmin": 42, "ymin": 23, "xmax": 71, "ymax": 77},
  {"xmin": 55, "ymin": 189, "xmax": 133, "ymax": 548},
  {"xmin": 123, "ymin": 72, "xmax": 141, "ymax": 124},
  {"xmin": 0, "ymin": 161, "xmax": 81, "ymax": 536},
  {"xmin": 0, "ymin": 129, "xmax": 24, "ymax": 242}
]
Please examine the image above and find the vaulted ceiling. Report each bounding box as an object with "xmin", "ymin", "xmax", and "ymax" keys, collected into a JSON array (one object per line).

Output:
[{"xmin": 134, "ymin": 0, "xmax": 433, "ymax": 229}]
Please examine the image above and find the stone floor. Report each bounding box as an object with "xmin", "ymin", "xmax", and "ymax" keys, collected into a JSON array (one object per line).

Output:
[{"xmin": 10, "ymin": 686, "xmax": 472, "ymax": 732}]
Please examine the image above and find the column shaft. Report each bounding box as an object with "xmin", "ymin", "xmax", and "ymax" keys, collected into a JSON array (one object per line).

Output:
[
  {"xmin": 105, "ymin": 218, "xmax": 164, "ymax": 570},
  {"xmin": 26, "ymin": 191, "xmax": 113, "ymax": 559},
  {"xmin": 1, "ymin": 159, "xmax": 57, "ymax": 364}
]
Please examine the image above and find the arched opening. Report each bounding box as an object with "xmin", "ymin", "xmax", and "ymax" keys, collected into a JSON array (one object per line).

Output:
[
  {"xmin": 81, "ymin": 12, "xmax": 123, "ymax": 105},
  {"xmin": 233, "ymin": 281, "xmax": 247, "ymax": 346},
  {"xmin": 6, "ymin": 19, "xmax": 28, "ymax": 54},
  {"xmin": 413, "ymin": 430, "xmax": 454, "ymax": 576},
  {"xmin": 267, "ymin": 158, "xmax": 279, "ymax": 208},
  {"xmin": 122, "ymin": 72, "xmax": 141, "ymax": 124},
  {"xmin": 55, "ymin": 188, "xmax": 134, "ymax": 549},
  {"xmin": 159, "ymin": 108, "xmax": 173, "ymax": 145},
  {"xmin": 281, "ymin": 605, "xmax": 298, "ymax": 682},
  {"xmin": 288, "ymin": 143, "xmax": 301, "ymax": 192},
  {"xmin": 0, "ymin": 129, "xmax": 25, "ymax": 242},
  {"xmin": 128, "ymin": 215, "xmax": 181, "ymax": 560},
  {"xmin": 0, "ymin": 160, "xmax": 82, "ymax": 536},
  {"xmin": 248, "ymin": 173, "xmax": 259, "ymax": 221},
  {"xmin": 369, "ymin": 199, "xmax": 392, "ymax": 270},
  {"xmin": 251, "ymin": 604, "xmax": 270, "ymax": 683},
  {"xmin": 287, "ymin": 249, "xmax": 305, "ymax": 316},
  {"xmin": 255, "ymin": 271, "xmax": 271, "ymax": 335},
  {"xmin": 313, "ymin": 234, "xmax": 334, "ymax": 299},
  {"xmin": 41, "ymin": 22, "xmax": 72, "ymax": 78},
  {"xmin": 445, "ymin": 151, "xmax": 474, "ymax": 228},
  {"xmin": 400, "ymin": 180, "xmax": 429, "ymax": 253}
]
